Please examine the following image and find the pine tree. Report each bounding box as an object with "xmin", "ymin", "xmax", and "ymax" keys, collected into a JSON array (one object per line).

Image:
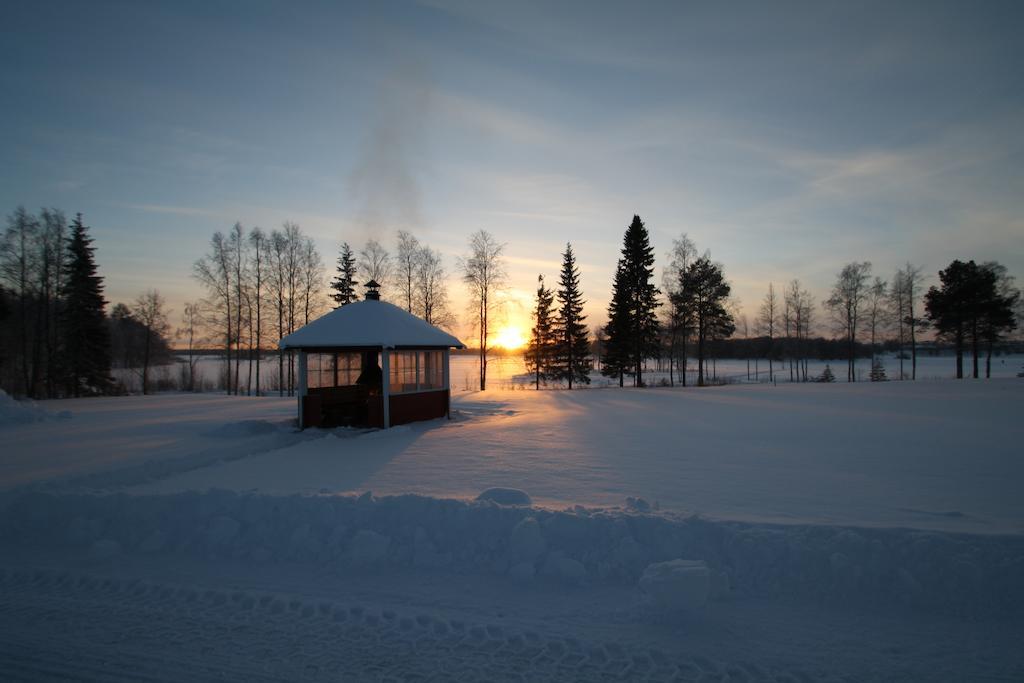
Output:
[
  {"xmin": 679, "ymin": 256, "xmax": 734, "ymax": 386},
  {"xmin": 526, "ymin": 274, "xmax": 556, "ymax": 389},
  {"xmin": 601, "ymin": 261, "xmax": 630, "ymax": 387},
  {"xmin": 618, "ymin": 215, "xmax": 660, "ymax": 386},
  {"xmin": 925, "ymin": 259, "xmax": 1017, "ymax": 379},
  {"xmin": 817, "ymin": 365, "xmax": 836, "ymax": 383},
  {"xmin": 869, "ymin": 359, "xmax": 888, "ymax": 382},
  {"xmin": 330, "ymin": 242, "xmax": 358, "ymax": 307},
  {"xmin": 551, "ymin": 243, "xmax": 591, "ymax": 389},
  {"xmin": 60, "ymin": 214, "xmax": 112, "ymax": 396}
]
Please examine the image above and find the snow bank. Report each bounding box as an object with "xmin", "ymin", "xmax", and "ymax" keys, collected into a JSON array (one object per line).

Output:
[
  {"xmin": 639, "ymin": 559, "xmax": 711, "ymax": 611},
  {"xmin": 0, "ymin": 390, "xmax": 71, "ymax": 427},
  {"xmin": 2, "ymin": 489, "xmax": 1022, "ymax": 618},
  {"xmin": 476, "ymin": 487, "xmax": 533, "ymax": 506}
]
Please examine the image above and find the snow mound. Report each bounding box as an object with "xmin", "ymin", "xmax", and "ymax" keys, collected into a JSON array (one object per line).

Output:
[
  {"xmin": 2, "ymin": 490, "xmax": 1023, "ymax": 618},
  {"xmin": 639, "ymin": 559, "xmax": 711, "ymax": 611},
  {"xmin": 0, "ymin": 390, "xmax": 72, "ymax": 427},
  {"xmin": 476, "ymin": 487, "xmax": 532, "ymax": 506}
]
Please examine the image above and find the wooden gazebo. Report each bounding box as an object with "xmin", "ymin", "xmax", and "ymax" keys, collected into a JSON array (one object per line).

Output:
[{"xmin": 279, "ymin": 283, "xmax": 464, "ymax": 429}]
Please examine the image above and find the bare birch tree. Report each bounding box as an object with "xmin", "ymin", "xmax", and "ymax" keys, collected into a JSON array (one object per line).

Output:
[
  {"xmin": 889, "ymin": 269, "xmax": 908, "ymax": 379},
  {"xmin": 902, "ymin": 263, "xmax": 926, "ymax": 380},
  {"xmin": 865, "ymin": 276, "xmax": 888, "ymax": 362},
  {"xmin": 758, "ymin": 283, "xmax": 779, "ymax": 382},
  {"xmin": 662, "ymin": 234, "xmax": 697, "ymax": 386},
  {"xmin": 415, "ymin": 246, "xmax": 455, "ymax": 328},
  {"xmin": 179, "ymin": 301, "xmax": 203, "ymax": 391},
  {"xmin": 131, "ymin": 289, "xmax": 170, "ymax": 395},
  {"xmin": 395, "ymin": 231, "xmax": 420, "ymax": 313},
  {"xmin": 193, "ymin": 231, "xmax": 234, "ymax": 394},
  {"xmin": 460, "ymin": 230, "xmax": 507, "ymax": 391},
  {"xmin": 248, "ymin": 228, "xmax": 267, "ymax": 395},
  {"xmin": 825, "ymin": 261, "xmax": 872, "ymax": 382},
  {"xmin": 359, "ymin": 239, "xmax": 391, "ymax": 296}
]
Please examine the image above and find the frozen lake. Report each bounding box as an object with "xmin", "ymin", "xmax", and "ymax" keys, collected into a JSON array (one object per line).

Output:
[{"xmin": 121, "ymin": 350, "xmax": 1024, "ymax": 395}]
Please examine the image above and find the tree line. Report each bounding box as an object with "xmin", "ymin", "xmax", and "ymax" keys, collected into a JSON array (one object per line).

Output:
[
  {"xmin": 2, "ymin": 203, "xmax": 1020, "ymax": 399},
  {"xmin": 0, "ymin": 208, "xmax": 116, "ymax": 398},
  {"xmin": 524, "ymin": 214, "xmax": 1020, "ymax": 389},
  {"xmin": 192, "ymin": 222, "xmax": 323, "ymax": 397},
  {"xmin": 328, "ymin": 231, "xmax": 456, "ymax": 328}
]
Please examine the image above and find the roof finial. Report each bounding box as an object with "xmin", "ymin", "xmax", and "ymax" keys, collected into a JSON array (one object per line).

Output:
[{"xmin": 364, "ymin": 279, "xmax": 381, "ymax": 301}]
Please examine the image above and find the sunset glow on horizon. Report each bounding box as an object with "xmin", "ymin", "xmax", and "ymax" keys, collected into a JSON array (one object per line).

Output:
[{"xmin": 492, "ymin": 325, "xmax": 528, "ymax": 351}]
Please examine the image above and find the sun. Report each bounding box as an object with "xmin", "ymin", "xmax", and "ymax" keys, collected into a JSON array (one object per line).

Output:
[{"xmin": 493, "ymin": 325, "xmax": 527, "ymax": 350}]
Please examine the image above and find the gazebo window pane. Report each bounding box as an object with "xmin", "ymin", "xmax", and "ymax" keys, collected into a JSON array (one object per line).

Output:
[
  {"xmin": 306, "ymin": 353, "xmax": 320, "ymax": 389},
  {"xmin": 418, "ymin": 351, "xmax": 443, "ymax": 390},
  {"xmin": 389, "ymin": 351, "xmax": 418, "ymax": 394},
  {"xmin": 336, "ymin": 352, "xmax": 360, "ymax": 386}
]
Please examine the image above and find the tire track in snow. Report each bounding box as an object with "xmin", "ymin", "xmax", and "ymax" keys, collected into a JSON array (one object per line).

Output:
[{"xmin": 0, "ymin": 567, "xmax": 830, "ymax": 682}]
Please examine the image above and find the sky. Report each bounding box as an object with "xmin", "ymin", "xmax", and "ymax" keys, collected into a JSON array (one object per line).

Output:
[{"xmin": 2, "ymin": 0, "xmax": 1022, "ymax": 346}]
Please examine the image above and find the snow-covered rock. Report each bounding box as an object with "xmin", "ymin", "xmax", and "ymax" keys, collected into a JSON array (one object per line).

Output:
[
  {"xmin": 90, "ymin": 538, "xmax": 122, "ymax": 559},
  {"xmin": 413, "ymin": 527, "xmax": 451, "ymax": 568},
  {"xmin": 349, "ymin": 529, "xmax": 390, "ymax": 566},
  {"xmin": 508, "ymin": 561, "xmax": 536, "ymax": 583},
  {"xmin": 625, "ymin": 497, "xmax": 651, "ymax": 513},
  {"xmin": 476, "ymin": 488, "xmax": 532, "ymax": 506},
  {"xmin": 542, "ymin": 551, "xmax": 587, "ymax": 585},
  {"xmin": 139, "ymin": 530, "xmax": 166, "ymax": 554},
  {"xmin": 205, "ymin": 516, "xmax": 241, "ymax": 550},
  {"xmin": 509, "ymin": 517, "xmax": 546, "ymax": 563},
  {"xmin": 639, "ymin": 559, "xmax": 711, "ymax": 611}
]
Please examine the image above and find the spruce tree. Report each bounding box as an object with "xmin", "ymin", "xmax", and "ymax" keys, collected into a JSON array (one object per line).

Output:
[
  {"xmin": 869, "ymin": 359, "xmax": 888, "ymax": 382},
  {"xmin": 526, "ymin": 274, "xmax": 556, "ymax": 389},
  {"xmin": 613, "ymin": 215, "xmax": 660, "ymax": 386},
  {"xmin": 329, "ymin": 242, "xmax": 358, "ymax": 307},
  {"xmin": 818, "ymin": 365, "xmax": 836, "ymax": 383},
  {"xmin": 601, "ymin": 261, "xmax": 630, "ymax": 387},
  {"xmin": 552, "ymin": 243, "xmax": 591, "ymax": 388},
  {"xmin": 61, "ymin": 213, "xmax": 112, "ymax": 396}
]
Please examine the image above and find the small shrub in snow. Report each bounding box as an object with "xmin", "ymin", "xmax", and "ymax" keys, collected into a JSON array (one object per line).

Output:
[
  {"xmin": 475, "ymin": 488, "xmax": 532, "ymax": 506},
  {"xmin": 816, "ymin": 365, "xmax": 836, "ymax": 383}
]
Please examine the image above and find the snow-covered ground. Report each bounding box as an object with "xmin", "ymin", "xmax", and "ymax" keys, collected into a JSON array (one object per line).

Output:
[
  {"xmin": 2, "ymin": 379, "xmax": 1023, "ymax": 680},
  {"xmin": 11, "ymin": 380, "xmax": 1021, "ymax": 534}
]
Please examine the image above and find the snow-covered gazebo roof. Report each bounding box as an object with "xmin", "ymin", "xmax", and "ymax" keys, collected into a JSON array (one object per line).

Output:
[{"xmin": 278, "ymin": 299, "xmax": 464, "ymax": 350}]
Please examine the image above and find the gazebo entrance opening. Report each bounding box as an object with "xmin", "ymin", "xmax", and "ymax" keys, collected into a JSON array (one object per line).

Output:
[{"xmin": 304, "ymin": 350, "xmax": 383, "ymax": 428}]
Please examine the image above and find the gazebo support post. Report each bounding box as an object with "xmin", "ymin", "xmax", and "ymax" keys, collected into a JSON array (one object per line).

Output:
[
  {"xmin": 381, "ymin": 348, "xmax": 391, "ymax": 429},
  {"xmin": 297, "ymin": 350, "xmax": 308, "ymax": 429},
  {"xmin": 443, "ymin": 348, "xmax": 451, "ymax": 419}
]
